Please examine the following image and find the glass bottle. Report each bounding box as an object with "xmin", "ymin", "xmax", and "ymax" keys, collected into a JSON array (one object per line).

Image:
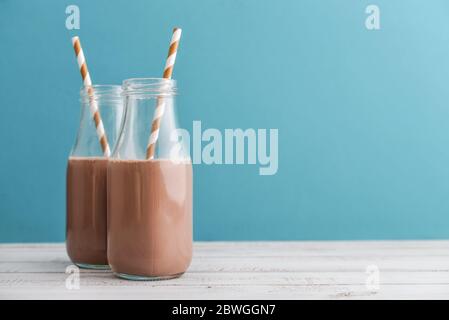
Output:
[
  {"xmin": 66, "ymin": 85, "xmax": 123, "ymax": 269},
  {"xmin": 107, "ymin": 78, "xmax": 193, "ymax": 280}
]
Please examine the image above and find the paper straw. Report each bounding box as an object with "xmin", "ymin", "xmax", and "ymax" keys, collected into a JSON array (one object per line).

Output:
[
  {"xmin": 146, "ymin": 28, "xmax": 182, "ymax": 159},
  {"xmin": 71, "ymin": 36, "xmax": 111, "ymax": 157}
]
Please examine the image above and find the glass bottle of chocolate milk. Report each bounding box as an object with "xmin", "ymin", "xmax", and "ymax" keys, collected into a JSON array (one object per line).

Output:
[
  {"xmin": 66, "ymin": 85, "xmax": 123, "ymax": 269},
  {"xmin": 108, "ymin": 78, "xmax": 192, "ymax": 280}
]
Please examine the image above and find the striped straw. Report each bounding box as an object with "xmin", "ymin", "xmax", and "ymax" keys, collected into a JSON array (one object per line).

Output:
[
  {"xmin": 71, "ymin": 36, "xmax": 111, "ymax": 157},
  {"xmin": 146, "ymin": 27, "xmax": 182, "ymax": 159}
]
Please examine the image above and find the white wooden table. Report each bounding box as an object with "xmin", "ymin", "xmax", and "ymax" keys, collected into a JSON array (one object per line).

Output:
[{"xmin": 1, "ymin": 241, "xmax": 449, "ymax": 299}]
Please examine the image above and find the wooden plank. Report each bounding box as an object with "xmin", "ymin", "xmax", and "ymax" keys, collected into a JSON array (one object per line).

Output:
[
  {"xmin": 2, "ymin": 284, "xmax": 449, "ymax": 300},
  {"xmin": 3, "ymin": 247, "xmax": 449, "ymax": 261},
  {"xmin": 1, "ymin": 271, "xmax": 449, "ymax": 287},
  {"xmin": 2, "ymin": 240, "xmax": 449, "ymax": 249},
  {"xmin": 1, "ymin": 242, "xmax": 449, "ymax": 300},
  {"xmin": 1, "ymin": 255, "xmax": 449, "ymax": 273},
  {"xmin": 1, "ymin": 242, "xmax": 449, "ymax": 265}
]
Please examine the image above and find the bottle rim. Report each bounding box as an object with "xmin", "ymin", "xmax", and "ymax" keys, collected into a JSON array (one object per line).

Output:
[
  {"xmin": 122, "ymin": 78, "xmax": 177, "ymax": 97},
  {"xmin": 80, "ymin": 85, "xmax": 123, "ymax": 103}
]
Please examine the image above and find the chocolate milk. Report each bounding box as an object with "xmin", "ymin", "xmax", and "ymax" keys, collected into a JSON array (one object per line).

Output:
[
  {"xmin": 66, "ymin": 157, "xmax": 108, "ymax": 267},
  {"xmin": 107, "ymin": 159, "xmax": 192, "ymax": 278}
]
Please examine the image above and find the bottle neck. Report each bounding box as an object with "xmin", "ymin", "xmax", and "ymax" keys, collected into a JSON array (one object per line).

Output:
[
  {"xmin": 72, "ymin": 85, "xmax": 124, "ymax": 158},
  {"xmin": 122, "ymin": 78, "xmax": 177, "ymax": 99},
  {"xmin": 113, "ymin": 78, "xmax": 182, "ymax": 160},
  {"xmin": 80, "ymin": 85, "xmax": 123, "ymax": 105}
]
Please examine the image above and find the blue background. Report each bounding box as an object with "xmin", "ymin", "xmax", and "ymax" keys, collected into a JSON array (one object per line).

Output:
[{"xmin": 1, "ymin": 0, "xmax": 449, "ymax": 242}]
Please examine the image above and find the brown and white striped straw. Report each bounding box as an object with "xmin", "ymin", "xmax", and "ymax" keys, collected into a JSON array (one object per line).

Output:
[
  {"xmin": 146, "ymin": 27, "xmax": 182, "ymax": 159},
  {"xmin": 71, "ymin": 36, "xmax": 111, "ymax": 157}
]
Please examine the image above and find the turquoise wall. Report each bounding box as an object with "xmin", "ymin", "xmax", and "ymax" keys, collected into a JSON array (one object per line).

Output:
[{"xmin": 1, "ymin": 0, "xmax": 449, "ymax": 242}]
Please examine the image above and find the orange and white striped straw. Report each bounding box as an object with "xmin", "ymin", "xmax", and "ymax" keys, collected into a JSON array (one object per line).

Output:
[
  {"xmin": 146, "ymin": 27, "xmax": 182, "ymax": 159},
  {"xmin": 71, "ymin": 36, "xmax": 111, "ymax": 157}
]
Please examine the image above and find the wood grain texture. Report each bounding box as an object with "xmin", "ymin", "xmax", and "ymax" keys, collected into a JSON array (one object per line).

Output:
[{"xmin": 0, "ymin": 241, "xmax": 448, "ymax": 299}]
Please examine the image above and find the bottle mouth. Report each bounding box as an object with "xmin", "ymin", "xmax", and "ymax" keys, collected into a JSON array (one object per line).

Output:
[
  {"xmin": 80, "ymin": 85, "xmax": 123, "ymax": 102},
  {"xmin": 122, "ymin": 78, "xmax": 177, "ymax": 97}
]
